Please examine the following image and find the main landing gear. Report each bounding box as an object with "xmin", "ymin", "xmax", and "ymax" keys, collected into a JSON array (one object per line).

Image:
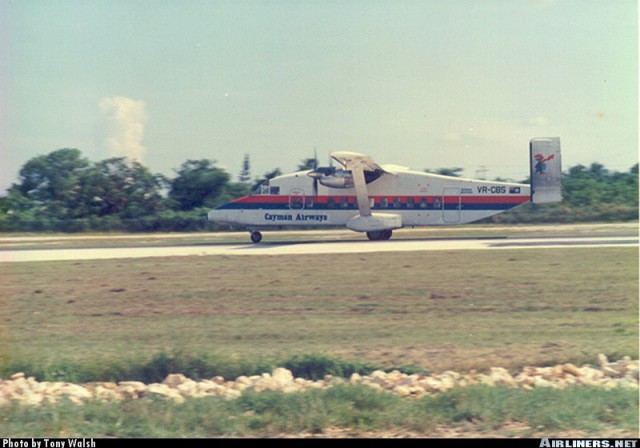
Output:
[
  {"xmin": 366, "ymin": 229, "xmax": 393, "ymax": 241},
  {"xmin": 250, "ymin": 231, "xmax": 262, "ymax": 243}
]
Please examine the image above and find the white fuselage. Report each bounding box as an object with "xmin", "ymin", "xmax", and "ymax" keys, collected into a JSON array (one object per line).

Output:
[{"xmin": 209, "ymin": 168, "xmax": 531, "ymax": 230}]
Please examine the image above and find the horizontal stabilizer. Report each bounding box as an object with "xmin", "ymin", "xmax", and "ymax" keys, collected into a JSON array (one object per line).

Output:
[{"xmin": 530, "ymin": 138, "xmax": 562, "ymax": 204}]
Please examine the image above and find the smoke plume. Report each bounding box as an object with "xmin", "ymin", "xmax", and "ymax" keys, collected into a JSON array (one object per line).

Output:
[{"xmin": 99, "ymin": 96, "xmax": 148, "ymax": 162}]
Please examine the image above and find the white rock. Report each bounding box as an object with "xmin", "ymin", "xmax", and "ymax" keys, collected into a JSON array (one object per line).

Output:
[
  {"xmin": 224, "ymin": 389, "xmax": 242, "ymax": 400},
  {"xmin": 363, "ymin": 382, "xmax": 383, "ymax": 392},
  {"xmin": 562, "ymin": 363, "xmax": 582, "ymax": 377},
  {"xmin": 177, "ymin": 380, "xmax": 199, "ymax": 396},
  {"xmin": 532, "ymin": 376, "xmax": 555, "ymax": 388},
  {"xmin": 1, "ymin": 354, "xmax": 637, "ymax": 408},
  {"xmin": 94, "ymin": 385, "xmax": 122, "ymax": 402},
  {"xmin": 597, "ymin": 353, "xmax": 609, "ymax": 368},
  {"xmin": 163, "ymin": 373, "xmax": 188, "ymax": 388},
  {"xmin": 489, "ymin": 367, "xmax": 515, "ymax": 386},
  {"xmin": 60, "ymin": 383, "xmax": 93, "ymax": 400},
  {"xmin": 272, "ymin": 368, "xmax": 293, "ymax": 386},
  {"xmin": 349, "ymin": 373, "xmax": 362, "ymax": 384},
  {"xmin": 235, "ymin": 375, "xmax": 252, "ymax": 385},
  {"xmin": 392, "ymin": 385, "xmax": 411, "ymax": 397}
]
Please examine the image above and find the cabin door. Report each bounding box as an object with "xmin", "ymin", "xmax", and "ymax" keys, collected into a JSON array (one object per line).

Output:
[
  {"xmin": 288, "ymin": 188, "xmax": 305, "ymax": 210},
  {"xmin": 442, "ymin": 188, "xmax": 461, "ymax": 223}
]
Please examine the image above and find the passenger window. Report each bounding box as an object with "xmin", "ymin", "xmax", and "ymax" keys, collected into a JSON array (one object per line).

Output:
[
  {"xmin": 407, "ymin": 198, "xmax": 415, "ymax": 208},
  {"xmin": 393, "ymin": 197, "xmax": 402, "ymax": 209},
  {"xmin": 340, "ymin": 197, "xmax": 349, "ymax": 208},
  {"xmin": 419, "ymin": 198, "xmax": 428, "ymax": 209},
  {"xmin": 380, "ymin": 197, "xmax": 389, "ymax": 208},
  {"xmin": 290, "ymin": 196, "xmax": 303, "ymax": 210},
  {"xmin": 327, "ymin": 197, "xmax": 336, "ymax": 209},
  {"xmin": 306, "ymin": 197, "xmax": 314, "ymax": 208}
]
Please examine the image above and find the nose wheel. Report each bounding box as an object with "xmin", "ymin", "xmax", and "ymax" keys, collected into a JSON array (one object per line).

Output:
[{"xmin": 250, "ymin": 231, "xmax": 263, "ymax": 243}]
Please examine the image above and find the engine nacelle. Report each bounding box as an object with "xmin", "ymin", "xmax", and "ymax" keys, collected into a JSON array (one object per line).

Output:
[
  {"xmin": 318, "ymin": 174, "xmax": 354, "ymax": 188},
  {"xmin": 347, "ymin": 213, "xmax": 402, "ymax": 232},
  {"xmin": 308, "ymin": 168, "xmax": 354, "ymax": 189},
  {"xmin": 308, "ymin": 167, "xmax": 383, "ymax": 189}
]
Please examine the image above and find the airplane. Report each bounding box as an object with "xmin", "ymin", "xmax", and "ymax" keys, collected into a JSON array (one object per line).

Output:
[{"xmin": 208, "ymin": 138, "xmax": 562, "ymax": 243}]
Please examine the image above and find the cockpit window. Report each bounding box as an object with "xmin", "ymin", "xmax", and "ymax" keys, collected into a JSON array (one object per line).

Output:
[
  {"xmin": 252, "ymin": 181, "xmax": 266, "ymax": 195},
  {"xmin": 253, "ymin": 181, "xmax": 280, "ymax": 195}
]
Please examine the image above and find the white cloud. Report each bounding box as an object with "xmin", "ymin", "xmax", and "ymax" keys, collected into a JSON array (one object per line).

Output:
[{"xmin": 99, "ymin": 96, "xmax": 148, "ymax": 162}]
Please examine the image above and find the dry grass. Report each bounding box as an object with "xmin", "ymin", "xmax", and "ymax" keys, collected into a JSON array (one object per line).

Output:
[{"xmin": 2, "ymin": 244, "xmax": 637, "ymax": 374}]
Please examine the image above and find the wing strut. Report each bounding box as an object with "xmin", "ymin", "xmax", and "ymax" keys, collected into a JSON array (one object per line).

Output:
[
  {"xmin": 330, "ymin": 151, "xmax": 387, "ymax": 218},
  {"xmin": 351, "ymin": 166, "xmax": 372, "ymax": 217}
]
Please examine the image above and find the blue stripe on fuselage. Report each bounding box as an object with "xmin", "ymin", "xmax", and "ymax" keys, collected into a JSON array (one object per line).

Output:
[{"xmin": 215, "ymin": 202, "xmax": 522, "ymax": 211}]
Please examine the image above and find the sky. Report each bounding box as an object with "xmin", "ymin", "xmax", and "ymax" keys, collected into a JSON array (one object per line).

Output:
[{"xmin": 1, "ymin": 0, "xmax": 637, "ymax": 194}]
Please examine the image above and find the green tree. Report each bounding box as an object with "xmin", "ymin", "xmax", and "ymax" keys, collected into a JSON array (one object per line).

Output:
[
  {"xmin": 239, "ymin": 154, "xmax": 251, "ymax": 183},
  {"xmin": 16, "ymin": 148, "xmax": 90, "ymax": 218},
  {"xmin": 79, "ymin": 157, "xmax": 166, "ymax": 219},
  {"xmin": 0, "ymin": 187, "xmax": 41, "ymax": 231},
  {"xmin": 251, "ymin": 168, "xmax": 282, "ymax": 192},
  {"xmin": 297, "ymin": 158, "xmax": 318, "ymax": 171},
  {"xmin": 491, "ymin": 162, "xmax": 638, "ymax": 224},
  {"xmin": 561, "ymin": 165, "xmax": 601, "ymax": 207},
  {"xmin": 169, "ymin": 160, "xmax": 230, "ymax": 211},
  {"xmin": 3, "ymin": 150, "xmax": 638, "ymax": 232},
  {"xmin": 424, "ymin": 167, "xmax": 464, "ymax": 177},
  {"xmin": 217, "ymin": 182, "xmax": 251, "ymax": 205}
]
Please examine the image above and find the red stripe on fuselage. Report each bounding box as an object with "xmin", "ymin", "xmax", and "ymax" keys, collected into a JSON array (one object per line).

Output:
[
  {"xmin": 232, "ymin": 195, "xmax": 289, "ymax": 204},
  {"xmin": 232, "ymin": 195, "xmax": 530, "ymax": 205}
]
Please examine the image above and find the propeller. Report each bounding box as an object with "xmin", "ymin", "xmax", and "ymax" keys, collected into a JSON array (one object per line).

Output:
[
  {"xmin": 307, "ymin": 149, "xmax": 340, "ymax": 195},
  {"xmin": 312, "ymin": 148, "xmax": 319, "ymax": 197}
]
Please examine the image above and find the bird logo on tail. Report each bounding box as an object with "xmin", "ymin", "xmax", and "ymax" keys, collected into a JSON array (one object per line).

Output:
[{"xmin": 534, "ymin": 153, "xmax": 555, "ymax": 175}]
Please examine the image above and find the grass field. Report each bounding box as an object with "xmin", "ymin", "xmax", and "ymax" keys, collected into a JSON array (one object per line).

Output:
[
  {"xmin": 1, "ymin": 385, "xmax": 637, "ymax": 438},
  {"xmin": 2, "ymin": 246, "xmax": 637, "ymax": 372},
  {"xmin": 0, "ymin": 225, "xmax": 638, "ymax": 437}
]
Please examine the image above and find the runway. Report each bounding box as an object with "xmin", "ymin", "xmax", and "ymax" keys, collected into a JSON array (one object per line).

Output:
[{"xmin": 0, "ymin": 229, "xmax": 637, "ymax": 263}]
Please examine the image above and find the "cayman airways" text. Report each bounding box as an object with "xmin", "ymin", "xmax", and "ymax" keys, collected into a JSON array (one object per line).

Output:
[{"xmin": 264, "ymin": 213, "xmax": 328, "ymax": 222}]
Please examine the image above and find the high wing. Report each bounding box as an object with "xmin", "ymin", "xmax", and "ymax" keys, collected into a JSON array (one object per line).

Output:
[
  {"xmin": 330, "ymin": 152, "xmax": 392, "ymax": 217},
  {"xmin": 330, "ymin": 151, "xmax": 389, "ymax": 174}
]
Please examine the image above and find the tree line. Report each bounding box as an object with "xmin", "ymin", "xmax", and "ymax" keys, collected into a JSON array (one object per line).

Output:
[{"xmin": 0, "ymin": 148, "xmax": 637, "ymax": 232}]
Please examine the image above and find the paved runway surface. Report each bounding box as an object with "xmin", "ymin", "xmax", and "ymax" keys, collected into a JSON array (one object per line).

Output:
[{"xmin": 1, "ymin": 231, "xmax": 637, "ymax": 263}]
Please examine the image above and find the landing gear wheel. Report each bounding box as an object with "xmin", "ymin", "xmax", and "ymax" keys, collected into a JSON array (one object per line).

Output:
[
  {"xmin": 250, "ymin": 231, "xmax": 262, "ymax": 243},
  {"xmin": 366, "ymin": 230, "xmax": 393, "ymax": 241},
  {"xmin": 366, "ymin": 231, "xmax": 381, "ymax": 241}
]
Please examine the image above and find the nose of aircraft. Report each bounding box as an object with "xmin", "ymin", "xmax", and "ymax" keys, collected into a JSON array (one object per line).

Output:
[{"xmin": 207, "ymin": 209, "xmax": 227, "ymax": 223}]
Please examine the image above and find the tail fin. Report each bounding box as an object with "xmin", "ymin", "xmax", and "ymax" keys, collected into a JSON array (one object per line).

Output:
[{"xmin": 530, "ymin": 137, "xmax": 562, "ymax": 204}]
